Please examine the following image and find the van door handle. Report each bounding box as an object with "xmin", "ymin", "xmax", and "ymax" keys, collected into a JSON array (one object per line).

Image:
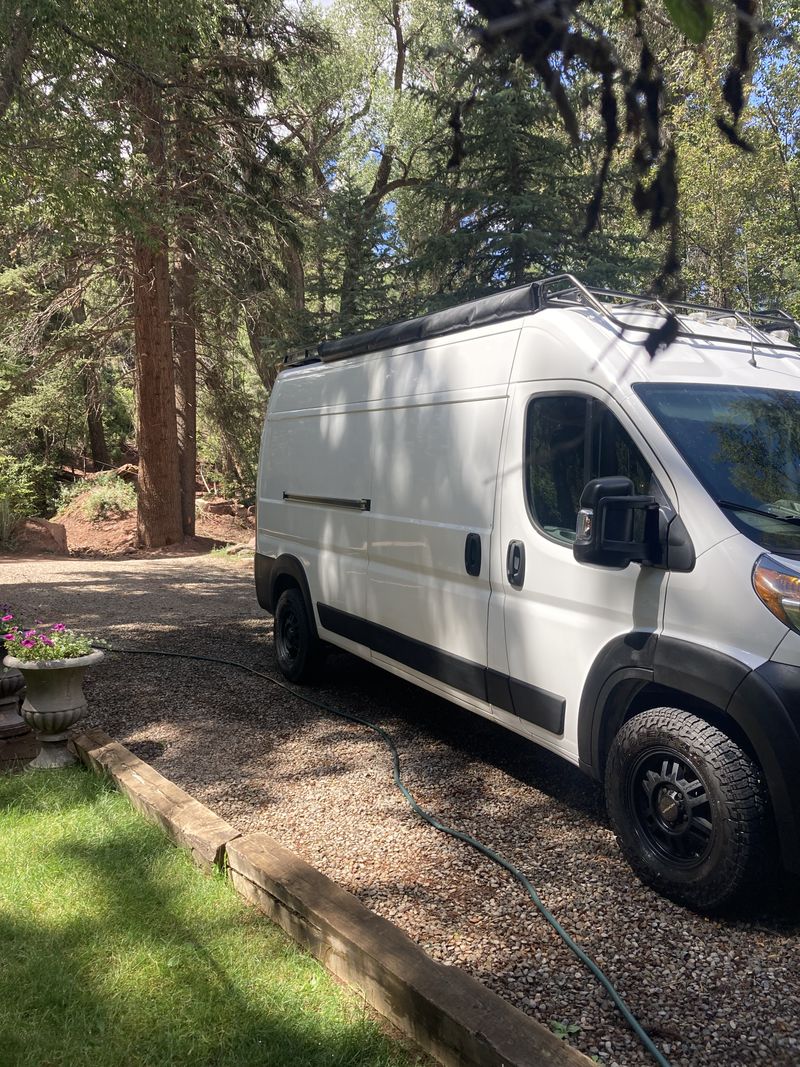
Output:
[
  {"xmin": 464, "ymin": 532, "xmax": 481, "ymax": 576},
  {"xmin": 506, "ymin": 540, "xmax": 526, "ymax": 588}
]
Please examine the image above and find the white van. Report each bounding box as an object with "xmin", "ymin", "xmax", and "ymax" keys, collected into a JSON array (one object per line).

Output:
[{"xmin": 256, "ymin": 274, "xmax": 800, "ymax": 910}]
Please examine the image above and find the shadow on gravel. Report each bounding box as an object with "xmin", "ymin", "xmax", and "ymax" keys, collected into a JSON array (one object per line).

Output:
[
  {"xmin": 89, "ymin": 623, "xmax": 800, "ymax": 927},
  {"xmin": 322, "ymin": 650, "xmax": 607, "ymax": 821},
  {"xmin": 723, "ymin": 873, "xmax": 800, "ymax": 931},
  {"xmin": 2, "ymin": 562, "xmax": 255, "ymax": 629},
  {"xmin": 127, "ymin": 739, "xmax": 167, "ymax": 762}
]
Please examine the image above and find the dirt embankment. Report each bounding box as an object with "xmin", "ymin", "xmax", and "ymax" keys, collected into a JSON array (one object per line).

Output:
[{"xmin": 11, "ymin": 492, "xmax": 255, "ymax": 559}]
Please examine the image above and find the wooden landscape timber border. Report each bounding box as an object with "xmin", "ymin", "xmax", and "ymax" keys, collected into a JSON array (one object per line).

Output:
[{"xmin": 73, "ymin": 728, "xmax": 591, "ymax": 1067}]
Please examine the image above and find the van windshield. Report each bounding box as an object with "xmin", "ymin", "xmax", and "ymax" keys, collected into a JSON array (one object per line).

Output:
[{"xmin": 636, "ymin": 383, "xmax": 800, "ymax": 557}]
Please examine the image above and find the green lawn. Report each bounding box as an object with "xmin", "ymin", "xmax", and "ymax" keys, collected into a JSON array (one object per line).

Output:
[{"xmin": 0, "ymin": 768, "xmax": 426, "ymax": 1067}]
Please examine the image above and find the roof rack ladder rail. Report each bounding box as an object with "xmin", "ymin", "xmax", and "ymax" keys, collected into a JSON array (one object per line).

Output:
[
  {"xmin": 539, "ymin": 273, "xmax": 616, "ymax": 321},
  {"xmin": 730, "ymin": 309, "xmax": 775, "ymax": 346},
  {"xmin": 540, "ymin": 276, "xmax": 800, "ymax": 348},
  {"xmin": 541, "ymin": 275, "xmax": 669, "ymax": 336}
]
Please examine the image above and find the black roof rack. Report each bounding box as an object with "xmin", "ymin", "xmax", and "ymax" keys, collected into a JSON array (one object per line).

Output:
[{"xmin": 284, "ymin": 273, "xmax": 800, "ymax": 367}]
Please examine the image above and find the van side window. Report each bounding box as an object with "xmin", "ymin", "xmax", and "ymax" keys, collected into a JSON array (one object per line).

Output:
[{"xmin": 525, "ymin": 396, "xmax": 653, "ymax": 544}]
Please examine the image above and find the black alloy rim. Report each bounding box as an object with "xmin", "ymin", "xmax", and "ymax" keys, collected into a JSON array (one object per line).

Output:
[
  {"xmin": 278, "ymin": 607, "xmax": 301, "ymax": 663},
  {"xmin": 627, "ymin": 748, "xmax": 715, "ymax": 869}
]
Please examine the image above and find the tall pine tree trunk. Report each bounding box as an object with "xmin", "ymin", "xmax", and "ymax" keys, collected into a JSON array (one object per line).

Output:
[
  {"xmin": 246, "ymin": 319, "xmax": 279, "ymax": 392},
  {"xmin": 67, "ymin": 271, "xmax": 111, "ymax": 470},
  {"xmin": 82, "ymin": 364, "xmax": 110, "ymax": 469},
  {"xmin": 0, "ymin": 8, "xmax": 33, "ymax": 119},
  {"xmin": 338, "ymin": 225, "xmax": 364, "ymax": 329},
  {"xmin": 173, "ymin": 99, "xmax": 197, "ymax": 536},
  {"xmin": 173, "ymin": 234, "xmax": 197, "ymax": 535},
  {"xmin": 281, "ymin": 240, "xmax": 305, "ymax": 338},
  {"xmin": 131, "ymin": 77, "xmax": 183, "ymax": 548}
]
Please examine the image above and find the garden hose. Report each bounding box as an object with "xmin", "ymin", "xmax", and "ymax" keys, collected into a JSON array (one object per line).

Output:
[{"xmin": 108, "ymin": 644, "xmax": 672, "ymax": 1067}]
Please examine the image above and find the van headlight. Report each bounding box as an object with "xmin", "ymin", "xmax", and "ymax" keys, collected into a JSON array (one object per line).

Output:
[{"xmin": 753, "ymin": 554, "xmax": 800, "ymax": 632}]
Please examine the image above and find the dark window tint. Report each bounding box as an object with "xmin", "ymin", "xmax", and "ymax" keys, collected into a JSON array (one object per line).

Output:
[
  {"xmin": 593, "ymin": 406, "xmax": 653, "ymax": 496},
  {"xmin": 525, "ymin": 396, "xmax": 653, "ymax": 543},
  {"xmin": 636, "ymin": 383, "xmax": 800, "ymax": 556}
]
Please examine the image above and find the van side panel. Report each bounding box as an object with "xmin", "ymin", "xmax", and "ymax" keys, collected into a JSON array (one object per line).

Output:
[
  {"xmin": 366, "ymin": 391, "xmax": 508, "ymax": 669},
  {"xmin": 260, "ymin": 324, "xmax": 519, "ymax": 670},
  {"xmin": 364, "ymin": 329, "xmax": 519, "ymax": 678}
]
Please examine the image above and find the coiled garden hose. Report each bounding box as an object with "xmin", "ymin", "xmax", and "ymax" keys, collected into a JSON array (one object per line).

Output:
[{"xmin": 108, "ymin": 644, "xmax": 672, "ymax": 1067}]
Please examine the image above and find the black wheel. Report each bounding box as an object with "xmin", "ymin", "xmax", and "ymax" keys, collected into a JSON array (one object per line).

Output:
[
  {"xmin": 273, "ymin": 588, "xmax": 323, "ymax": 683},
  {"xmin": 605, "ymin": 707, "xmax": 770, "ymax": 910}
]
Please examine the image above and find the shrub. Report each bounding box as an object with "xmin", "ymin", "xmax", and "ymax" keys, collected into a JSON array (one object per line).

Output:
[
  {"xmin": 80, "ymin": 474, "xmax": 136, "ymax": 521},
  {"xmin": 56, "ymin": 472, "xmax": 136, "ymax": 521}
]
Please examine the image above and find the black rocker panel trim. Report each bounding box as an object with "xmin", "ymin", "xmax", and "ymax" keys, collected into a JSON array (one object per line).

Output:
[
  {"xmin": 318, "ymin": 604, "xmax": 565, "ymax": 735},
  {"xmin": 486, "ymin": 668, "xmax": 513, "ymax": 712},
  {"xmin": 317, "ymin": 603, "xmax": 486, "ymax": 700},
  {"xmin": 508, "ymin": 677, "xmax": 566, "ymax": 734}
]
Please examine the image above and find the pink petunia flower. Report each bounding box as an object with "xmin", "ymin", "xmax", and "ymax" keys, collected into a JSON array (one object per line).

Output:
[
  {"xmin": 2, "ymin": 633, "xmax": 14, "ymax": 641},
  {"xmin": 51, "ymin": 623, "xmax": 66, "ymax": 632},
  {"xmin": 40, "ymin": 636, "xmax": 53, "ymax": 646},
  {"xmin": 20, "ymin": 639, "xmax": 35, "ymax": 649},
  {"xmin": 1, "ymin": 614, "xmax": 12, "ymax": 622}
]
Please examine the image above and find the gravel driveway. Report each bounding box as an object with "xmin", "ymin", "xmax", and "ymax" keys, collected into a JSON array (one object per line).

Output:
[{"xmin": 3, "ymin": 554, "xmax": 799, "ymax": 1066}]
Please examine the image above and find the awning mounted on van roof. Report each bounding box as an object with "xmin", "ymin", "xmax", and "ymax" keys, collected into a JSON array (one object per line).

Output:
[{"xmin": 316, "ymin": 282, "xmax": 541, "ymax": 363}]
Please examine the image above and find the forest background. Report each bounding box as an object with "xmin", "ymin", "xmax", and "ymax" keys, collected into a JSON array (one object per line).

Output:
[{"xmin": 0, "ymin": 0, "xmax": 798, "ymax": 547}]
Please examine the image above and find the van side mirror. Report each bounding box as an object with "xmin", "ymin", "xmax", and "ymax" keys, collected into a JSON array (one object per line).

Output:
[{"xmin": 573, "ymin": 477, "xmax": 659, "ymax": 569}]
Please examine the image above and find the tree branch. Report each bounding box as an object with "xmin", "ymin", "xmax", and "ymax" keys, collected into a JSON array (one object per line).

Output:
[{"xmin": 55, "ymin": 22, "xmax": 177, "ymax": 89}]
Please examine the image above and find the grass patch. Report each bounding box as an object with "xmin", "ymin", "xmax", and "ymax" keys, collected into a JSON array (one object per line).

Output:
[
  {"xmin": 0, "ymin": 769, "xmax": 426, "ymax": 1067},
  {"xmin": 209, "ymin": 545, "xmax": 255, "ymax": 564}
]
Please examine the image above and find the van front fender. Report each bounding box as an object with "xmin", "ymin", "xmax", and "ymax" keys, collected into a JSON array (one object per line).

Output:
[{"xmin": 579, "ymin": 634, "xmax": 800, "ymax": 874}]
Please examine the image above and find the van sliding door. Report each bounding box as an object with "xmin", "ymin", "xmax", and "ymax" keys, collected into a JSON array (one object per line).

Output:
[
  {"xmin": 358, "ymin": 390, "xmax": 506, "ymax": 706},
  {"xmin": 319, "ymin": 327, "xmax": 521, "ymax": 710}
]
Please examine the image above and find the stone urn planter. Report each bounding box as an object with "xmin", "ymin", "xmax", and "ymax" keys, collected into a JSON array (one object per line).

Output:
[
  {"xmin": 0, "ymin": 663, "xmax": 27, "ymax": 738},
  {"xmin": 2, "ymin": 650, "xmax": 104, "ymax": 768}
]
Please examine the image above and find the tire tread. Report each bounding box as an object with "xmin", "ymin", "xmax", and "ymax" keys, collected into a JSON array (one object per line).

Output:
[{"xmin": 605, "ymin": 707, "xmax": 771, "ymax": 910}]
